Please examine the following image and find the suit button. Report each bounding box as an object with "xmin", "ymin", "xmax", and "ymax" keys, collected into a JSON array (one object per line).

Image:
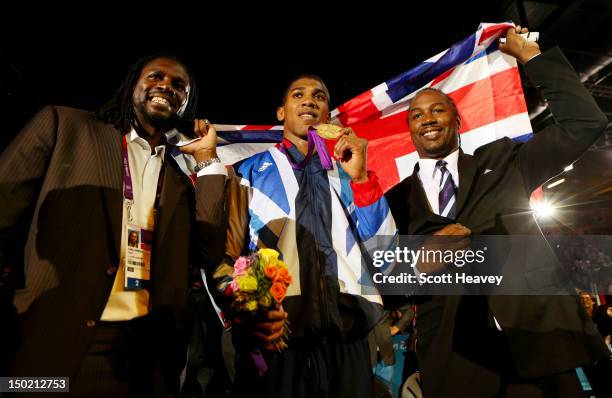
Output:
[
  {"xmin": 86, "ymin": 320, "xmax": 96, "ymax": 328},
  {"xmin": 106, "ymin": 266, "xmax": 118, "ymax": 276}
]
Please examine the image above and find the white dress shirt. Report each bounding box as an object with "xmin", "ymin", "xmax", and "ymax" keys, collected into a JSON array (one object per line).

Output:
[
  {"xmin": 100, "ymin": 129, "xmax": 227, "ymax": 321},
  {"xmin": 101, "ymin": 130, "xmax": 165, "ymax": 321},
  {"xmin": 417, "ymin": 149, "xmax": 459, "ymax": 215}
]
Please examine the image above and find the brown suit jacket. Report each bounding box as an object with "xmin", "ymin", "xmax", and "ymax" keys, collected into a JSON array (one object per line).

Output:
[{"xmin": 0, "ymin": 106, "xmax": 227, "ymax": 381}]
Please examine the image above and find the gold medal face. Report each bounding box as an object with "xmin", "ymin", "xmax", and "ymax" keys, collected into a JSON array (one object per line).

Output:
[{"xmin": 315, "ymin": 124, "xmax": 343, "ymax": 139}]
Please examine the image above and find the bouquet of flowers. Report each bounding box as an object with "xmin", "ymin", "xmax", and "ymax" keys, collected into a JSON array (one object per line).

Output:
[{"xmin": 219, "ymin": 248, "xmax": 293, "ymax": 351}]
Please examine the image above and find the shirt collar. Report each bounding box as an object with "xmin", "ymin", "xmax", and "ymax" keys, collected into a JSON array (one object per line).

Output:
[
  {"xmin": 279, "ymin": 137, "xmax": 306, "ymax": 162},
  {"xmin": 164, "ymin": 128, "xmax": 194, "ymax": 146},
  {"xmin": 128, "ymin": 128, "xmax": 166, "ymax": 157},
  {"xmin": 418, "ymin": 149, "xmax": 459, "ymax": 180}
]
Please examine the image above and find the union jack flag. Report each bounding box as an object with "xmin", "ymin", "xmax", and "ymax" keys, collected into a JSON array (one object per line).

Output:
[{"xmin": 215, "ymin": 22, "xmax": 532, "ymax": 193}]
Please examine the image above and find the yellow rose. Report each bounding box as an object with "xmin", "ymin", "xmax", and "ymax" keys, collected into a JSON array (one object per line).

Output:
[
  {"xmin": 258, "ymin": 294, "xmax": 272, "ymax": 308},
  {"xmin": 237, "ymin": 275, "xmax": 258, "ymax": 292},
  {"xmin": 259, "ymin": 248, "xmax": 280, "ymax": 264},
  {"xmin": 245, "ymin": 300, "xmax": 258, "ymax": 311}
]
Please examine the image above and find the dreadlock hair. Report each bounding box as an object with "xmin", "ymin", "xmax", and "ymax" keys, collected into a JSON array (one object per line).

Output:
[
  {"xmin": 96, "ymin": 53, "xmax": 199, "ymax": 133},
  {"xmin": 281, "ymin": 74, "xmax": 331, "ymax": 106}
]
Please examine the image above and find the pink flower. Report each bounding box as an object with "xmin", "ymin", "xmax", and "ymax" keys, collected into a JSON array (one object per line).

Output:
[
  {"xmin": 230, "ymin": 278, "xmax": 238, "ymax": 293},
  {"xmin": 233, "ymin": 256, "xmax": 250, "ymax": 277}
]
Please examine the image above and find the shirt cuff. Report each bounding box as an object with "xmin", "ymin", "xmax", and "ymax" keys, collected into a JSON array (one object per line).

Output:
[
  {"xmin": 196, "ymin": 162, "xmax": 228, "ymax": 177},
  {"xmin": 350, "ymin": 171, "xmax": 383, "ymax": 207},
  {"xmin": 524, "ymin": 52, "xmax": 541, "ymax": 65}
]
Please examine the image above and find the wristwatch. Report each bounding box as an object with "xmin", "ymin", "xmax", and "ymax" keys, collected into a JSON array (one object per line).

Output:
[{"xmin": 194, "ymin": 157, "xmax": 221, "ymax": 173}]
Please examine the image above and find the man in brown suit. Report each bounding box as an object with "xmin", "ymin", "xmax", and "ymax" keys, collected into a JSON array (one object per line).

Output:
[{"xmin": 0, "ymin": 54, "xmax": 227, "ymax": 396}]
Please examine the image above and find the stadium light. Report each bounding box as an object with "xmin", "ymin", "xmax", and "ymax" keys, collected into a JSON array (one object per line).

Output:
[
  {"xmin": 547, "ymin": 178, "xmax": 565, "ymax": 189},
  {"xmin": 531, "ymin": 202, "xmax": 556, "ymax": 218}
]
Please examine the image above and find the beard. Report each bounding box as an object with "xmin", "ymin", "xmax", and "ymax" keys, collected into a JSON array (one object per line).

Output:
[
  {"xmin": 133, "ymin": 100, "xmax": 180, "ymax": 132},
  {"xmin": 144, "ymin": 111, "xmax": 178, "ymax": 131}
]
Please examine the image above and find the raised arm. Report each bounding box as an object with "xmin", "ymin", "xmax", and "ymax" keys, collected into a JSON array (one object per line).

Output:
[{"xmin": 499, "ymin": 27, "xmax": 608, "ymax": 192}]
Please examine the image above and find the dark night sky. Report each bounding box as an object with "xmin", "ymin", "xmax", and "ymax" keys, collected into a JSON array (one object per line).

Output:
[
  {"xmin": 2, "ymin": 5, "xmax": 503, "ymax": 128},
  {"xmin": 2, "ymin": 5, "xmax": 611, "ymax": 233}
]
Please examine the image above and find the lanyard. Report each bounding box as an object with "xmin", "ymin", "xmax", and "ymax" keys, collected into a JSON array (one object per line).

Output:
[
  {"xmin": 122, "ymin": 135, "xmax": 165, "ymax": 221},
  {"xmin": 278, "ymin": 128, "xmax": 333, "ymax": 170}
]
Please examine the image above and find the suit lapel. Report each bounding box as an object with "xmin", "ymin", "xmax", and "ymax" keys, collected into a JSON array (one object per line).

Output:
[
  {"xmin": 408, "ymin": 176, "xmax": 450, "ymax": 233},
  {"xmin": 456, "ymin": 151, "xmax": 478, "ymax": 216},
  {"xmin": 398, "ymin": 152, "xmax": 478, "ymax": 234},
  {"xmin": 405, "ymin": 163, "xmax": 450, "ymax": 234},
  {"xmin": 89, "ymin": 121, "xmax": 123, "ymax": 260},
  {"xmin": 155, "ymin": 154, "xmax": 188, "ymax": 249}
]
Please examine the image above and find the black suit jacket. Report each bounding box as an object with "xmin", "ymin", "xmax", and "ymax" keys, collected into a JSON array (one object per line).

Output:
[
  {"xmin": 385, "ymin": 48, "xmax": 609, "ymax": 394},
  {"xmin": 0, "ymin": 106, "xmax": 227, "ymax": 384}
]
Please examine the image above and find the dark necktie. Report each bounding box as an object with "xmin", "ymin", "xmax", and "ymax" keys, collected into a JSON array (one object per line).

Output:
[{"xmin": 436, "ymin": 160, "xmax": 457, "ymax": 219}]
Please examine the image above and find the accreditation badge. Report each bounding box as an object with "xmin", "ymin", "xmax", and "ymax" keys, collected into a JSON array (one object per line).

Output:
[{"xmin": 124, "ymin": 224, "xmax": 152, "ymax": 290}]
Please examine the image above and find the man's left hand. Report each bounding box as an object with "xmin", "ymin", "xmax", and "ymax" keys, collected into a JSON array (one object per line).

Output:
[{"xmin": 333, "ymin": 128, "xmax": 369, "ymax": 183}]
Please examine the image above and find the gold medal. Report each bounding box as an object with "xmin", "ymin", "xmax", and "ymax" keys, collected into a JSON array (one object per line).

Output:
[{"xmin": 315, "ymin": 124, "xmax": 343, "ymax": 139}]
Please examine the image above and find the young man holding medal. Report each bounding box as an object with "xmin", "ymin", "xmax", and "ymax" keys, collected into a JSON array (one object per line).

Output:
[
  {"xmin": 0, "ymin": 54, "xmax": 227, "ymax": 396},
  {"xmin": 213, "ymin": 75, "xmax": 396, "ymax": 398}
]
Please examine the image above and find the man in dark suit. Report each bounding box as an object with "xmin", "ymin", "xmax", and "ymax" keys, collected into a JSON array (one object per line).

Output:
[
  {"xmin": 0, "ymin": 54, "xmax": 227, "ymax": 396},
  {"xmin": 385, "ymin": 27, "xmax": 609, "ymax": 397}
]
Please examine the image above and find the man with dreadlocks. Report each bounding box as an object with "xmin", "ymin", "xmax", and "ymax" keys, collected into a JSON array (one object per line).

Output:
[{"xmin": 0, "ymin": 54, "xmax": 227, "ymax": 396}]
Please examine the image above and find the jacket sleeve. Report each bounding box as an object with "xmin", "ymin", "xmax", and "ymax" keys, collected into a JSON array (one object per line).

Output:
[
  {"xmin": 348, "ymin": 170, "xmax": 398, "ymax": 282},
  {"xmin": 349, "ymin": 170, "xmax": 397, "ymax": 242},
  {"xmin": 0, "ymin": 106, "xmax": 58, "ymax": 294},
  {"xmin": 517, "ymin": 47, "xmax": 608, "ymax": 193},
  {"xmin": 199, "ymin": 172, "xmax": 251, "ymax": 318},
  {"xmin": 193, "ymin": 174, "xmax": 229, "ymax": 268}
]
